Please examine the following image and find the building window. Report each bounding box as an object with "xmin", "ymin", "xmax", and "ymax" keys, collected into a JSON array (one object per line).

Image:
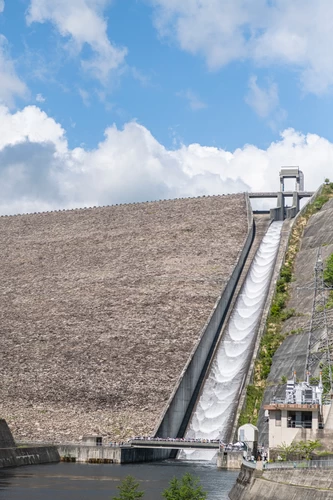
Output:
[
  {"xmin": 275, "ymin": 410, "xmax": 281, "ymax": 427},
  {"xmin": 287, "ymin": 411, "xmax": 312, "ymax": 429}
]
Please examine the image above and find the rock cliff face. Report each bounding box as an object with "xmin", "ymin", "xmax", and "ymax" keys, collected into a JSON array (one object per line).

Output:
[
  {"xmin": 258, "ymin": 198, "xmax": 333, "ymax": 445},
  {"xmin": 0, "ymin": 195, "xmax": 248, "ymax": 443}
]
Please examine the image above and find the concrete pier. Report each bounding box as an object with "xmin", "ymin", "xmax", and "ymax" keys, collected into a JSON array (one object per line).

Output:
[
  {"xmin": 57, "ymin": 444, "xmax": 175, "ymax": 464},
  {"xmin": 217, "ymin": 451, "xmax": 244, "ymax": 469}
]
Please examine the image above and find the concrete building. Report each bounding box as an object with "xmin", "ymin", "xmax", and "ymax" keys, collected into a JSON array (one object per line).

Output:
[
  {"xmin": 238, "ymin": 424, "xmax": 258, "ymax": 457},
  {"xmin": 264, "ymin": 372, "xmax": 331, "ymax": 449},
  {"xmin": 82, "ymin": 436, "xmax": 103, "ymax": 446}
]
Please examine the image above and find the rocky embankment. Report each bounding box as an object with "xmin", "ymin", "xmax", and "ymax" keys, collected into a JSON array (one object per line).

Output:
[{"xmin": 0, "ymin": 195, "xmax": 248, "ymax": 443}]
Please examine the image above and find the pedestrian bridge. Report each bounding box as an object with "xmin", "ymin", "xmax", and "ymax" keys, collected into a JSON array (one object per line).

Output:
[{"xmin": 128, "ymin": 439, "xmax": 221, "ymax": 450}]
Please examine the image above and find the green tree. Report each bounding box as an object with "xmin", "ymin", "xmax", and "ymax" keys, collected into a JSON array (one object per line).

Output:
[
  {"xmin": 324, "ymin": 253, "xmax": 333, "ymax": 287},
  {"xmin": 294, "ymin": 440, "xmax": 321, "ymax": 460},
  {"xmin": 277, "ymin": 442, "xmax": 296, "ymax": 461},
  {"xmin": 162, "ymin": 473, "xmax": 207, "ymax": 500},
  {"xmin": 325, "ymin": 178, "xmax": 330, "ymax": 185},
  {"xmin": 112, "ymin": 475, "xmax": 144, "ymax": 500}
]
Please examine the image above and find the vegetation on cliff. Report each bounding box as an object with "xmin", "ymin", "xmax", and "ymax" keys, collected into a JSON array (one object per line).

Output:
[
  {"xmin": 324, "ymin": 252, "xmax": 333, "ymax": 310},
  {"xmin": 239, "ymin": 182, "xmax": 333, "ymax": 427}
]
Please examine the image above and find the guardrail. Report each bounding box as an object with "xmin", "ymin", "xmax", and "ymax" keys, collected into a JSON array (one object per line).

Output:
[
  {"xmin": 287, "ymin": 421, "xmax": 312, "ymax": 429},
  {"xmin": 129, "ymin": 439, "xmax": 220, "ymax": 450},
  {"xmin": 242, "ymin": 459, "xmax": 256, "ymax": 469},
  {"xmin": 15, "ymin": 440, "xmax": 125, "ymax": 448},
  {"xmin": 265, "ymin": 460, "xmax": 333, "ymax": 470}
]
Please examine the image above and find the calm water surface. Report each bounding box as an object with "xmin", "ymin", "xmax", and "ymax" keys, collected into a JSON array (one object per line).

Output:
[{"xmin": 0, "ymin": 461, "xmax": 237, "ymax": 499}]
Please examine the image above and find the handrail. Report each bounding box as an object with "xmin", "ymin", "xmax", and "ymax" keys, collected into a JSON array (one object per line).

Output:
[{"xmin": 265, "ymin": 459, "xmax": 333, "ymax": 470}]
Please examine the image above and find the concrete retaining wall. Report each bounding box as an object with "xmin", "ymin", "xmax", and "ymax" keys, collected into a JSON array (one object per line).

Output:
[
  {"xmin": 58, "ymin": 444, "xmax": 122, "ymax": 463},
  {"xmin": 57, "ymin": 445, "xmax": 173, "ymax": 464},
  {"xmin": 229, "ymin": 463, "xmax": 333, "ymax": 500},
  {"xmin": 154, "ymin": 195, "xmax": 255, "ymax": 442},
  {"xmin": 217, "ymin": 451, "xmax": 244, "ymax": 469},
  {"xmin": 0, "ymin": 446, "xmax": 60, "ymax": 468},
  {"xmin": 0, "ymin": 419, "xmax": 60, "ymax": 468}
]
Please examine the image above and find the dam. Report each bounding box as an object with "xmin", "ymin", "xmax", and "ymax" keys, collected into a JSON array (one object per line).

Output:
[
  {"xmin": 0, "ymin": 194, "xmax": 251, "ymax": 445},
  {"xmin": 2, "ymin": 171, "xmax": 331, "ymax": 472}
]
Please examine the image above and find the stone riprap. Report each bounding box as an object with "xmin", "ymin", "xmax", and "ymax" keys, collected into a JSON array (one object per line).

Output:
[{"xmin": 0, "ymin": 195, "xmax": 248, "ymax": 443}]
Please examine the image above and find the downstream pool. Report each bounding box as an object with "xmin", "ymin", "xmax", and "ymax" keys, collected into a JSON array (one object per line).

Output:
[{"xmin": 0, "ymin": 461, "xmax": 238, "ymax": 499}]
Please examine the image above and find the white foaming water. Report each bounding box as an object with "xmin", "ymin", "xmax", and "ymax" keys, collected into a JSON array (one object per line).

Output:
[{"xmin": 182, "ymin": 222, "xmax": 283, "ymax": 460}]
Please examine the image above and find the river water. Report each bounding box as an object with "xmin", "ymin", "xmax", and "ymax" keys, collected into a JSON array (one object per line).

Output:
[{"xmin": 0, "ymin": 461, "xmax": 237, "ymax": 499}]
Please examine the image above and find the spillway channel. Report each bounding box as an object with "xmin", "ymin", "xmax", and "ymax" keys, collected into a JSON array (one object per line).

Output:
[{"xmin": 181, "ymin": 221, "xmax": 283, "ymax": 460}]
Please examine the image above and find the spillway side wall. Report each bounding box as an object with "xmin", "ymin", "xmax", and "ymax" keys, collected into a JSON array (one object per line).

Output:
[
  {"xmin": 0, "ymin": 419, "xmax": 16, "ymax": 448},
  {"xmin": 155, "ymin": 194, "xmax": 254, "ymax": 439}
]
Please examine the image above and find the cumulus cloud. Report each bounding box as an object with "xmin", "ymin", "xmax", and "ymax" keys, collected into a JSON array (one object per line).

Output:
[
  {"xmin": 0, "ymin": 104, "xmax": 332, "ymax": 215},
  {"xmin": 177, "ymin": 89, "xmax": 207, "ymax": 111},
  {"xmin": 148, "ymin": 0, "xmax": 333, "ymax": 94},
  {"xmin": 0, "ymin": 35, "xmax": 28, "ymax": 107},
  {"xmin": 0, "ymin": 1, "xmax": 4, "ymax": 13},
  {"xmin": 0, "ymin": 105, "xmax": 66, "ymax": 153},
  {"xmin": 26, "ymin": 0, "xmax": 127, "ymax": 83}
]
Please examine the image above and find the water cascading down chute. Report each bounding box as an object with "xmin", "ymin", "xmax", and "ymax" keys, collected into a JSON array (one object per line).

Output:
[{"xmin": 182, "ymin": 221, "xmax": 283, "ymax": 460}]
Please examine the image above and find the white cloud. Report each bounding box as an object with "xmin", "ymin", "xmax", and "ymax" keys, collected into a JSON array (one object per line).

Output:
[
  {"xmin": 131, "ymin": 67, "xmax": 151, "ymax": 87},
  {"xmin": 0, "ymin": 104, "xmax": 332, "ymax": 215},
  {"xmin": 245, "ymin": 76, "xmax": 279, "ymax": 119},
  {"xmin": 0, "ymin": 1, "xmax": 4, "ymax": 13},
  {"xmin": 177, "ymin": 89, "xmax": 207, "ymax": 111},
  {"xmin": 36, "ymin": 93, "xmax": 45, "ymax": 103},
  {"xmin": 148, "ymin": 0, "xmax": 333, "ymax": 94},
  {"xmin": 245, "ymin": 75, "xmax": 287, "ymax": 130},
  {"xmin": 0, "ymin": 105, "xmax": 67, "ymax": 153},
  {"xmin": 26, "ymin": 0, "xmax": 127, "ymax": 84},
  {"xmin": 78, "ymin": 88, "xmax": 90, "ymax": 107},
  {"xmin": 0, "ymin": 35, "xmax": 28, "ymax": 107}
]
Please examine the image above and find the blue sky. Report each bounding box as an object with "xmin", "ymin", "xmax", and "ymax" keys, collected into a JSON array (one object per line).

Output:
[{"xmin": 0, "ymin": 0, "xmax": 333, "ymax": 214}]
